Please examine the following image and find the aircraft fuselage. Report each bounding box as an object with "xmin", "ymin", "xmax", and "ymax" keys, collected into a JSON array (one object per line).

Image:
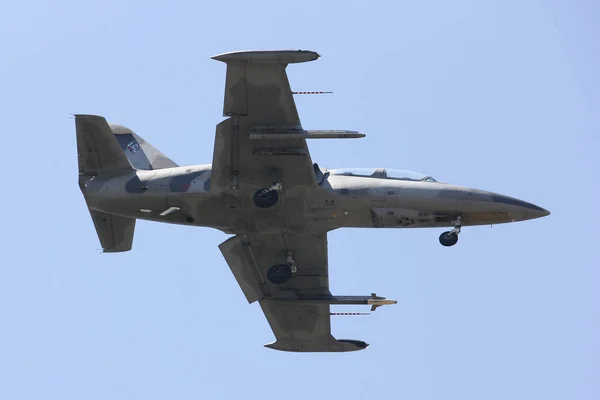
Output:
[{"xmin": 81, "ymin": 164, "xmax": 549, "ymax": 236}]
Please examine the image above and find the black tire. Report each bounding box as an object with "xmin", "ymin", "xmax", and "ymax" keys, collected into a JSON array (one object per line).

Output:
[
  {"xmin": 267, "ymin": 264, "xmax": 293, "ymax": 284},
  {"xmin": 253, "ymin": 188, "xmax": 279, "ymax": 208},
  {"xmin": 439, "ymin": 231, "xmax": 459, "ymax": 247}
]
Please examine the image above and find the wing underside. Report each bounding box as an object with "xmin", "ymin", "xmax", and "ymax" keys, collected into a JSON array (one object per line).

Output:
[
  {"xmin": 219, "ymin": 234, "xmax": 368, "ymax": 352},
  {"xmin": 210, "ymin": 50, "xmax": 319, "ymax": 192},
  {"xmin": 213, "ymin": 51, "xmax": 368, "ymax": 352}
]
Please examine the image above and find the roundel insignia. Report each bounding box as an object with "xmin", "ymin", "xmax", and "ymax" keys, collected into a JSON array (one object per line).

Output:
[{"xmin": 127, "ymin": 140, "xmax": 140, "ymax": 153}]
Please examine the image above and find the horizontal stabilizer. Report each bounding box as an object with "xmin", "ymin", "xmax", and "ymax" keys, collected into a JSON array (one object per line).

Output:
[
  {"xmin": 89, "ymin": 210, "xmax": 135, "ymax": 252},
  {"xmin": 75, "ymin": 114, "xmax": 132, "ymax": 176}
]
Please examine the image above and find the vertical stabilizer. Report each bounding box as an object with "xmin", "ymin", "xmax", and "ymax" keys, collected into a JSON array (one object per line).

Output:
[{"xmin": 110, "ymin": 123, "xmax": 178, "ymax": 170}]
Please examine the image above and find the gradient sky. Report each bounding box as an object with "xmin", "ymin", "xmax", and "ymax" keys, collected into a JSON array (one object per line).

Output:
[{"xmin": 1, "ymin": 1, "xmax": 598, "ymax": 399}]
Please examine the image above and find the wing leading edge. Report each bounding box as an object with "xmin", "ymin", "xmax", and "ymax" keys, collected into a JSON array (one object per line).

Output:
[{"xmin": 219, "ymin": 234, "xmax": 368, "ymax": 352}]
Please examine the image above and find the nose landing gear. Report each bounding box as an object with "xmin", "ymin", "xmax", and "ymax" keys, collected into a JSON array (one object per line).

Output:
[{"xmin": 439, "ymin": 216, "xmax": 462, "ymax": 247}]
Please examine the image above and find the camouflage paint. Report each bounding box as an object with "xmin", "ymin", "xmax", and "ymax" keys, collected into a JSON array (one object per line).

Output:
[{"xmin": 75, "ymin": 50, "xmax": 550, "ymax": 353}]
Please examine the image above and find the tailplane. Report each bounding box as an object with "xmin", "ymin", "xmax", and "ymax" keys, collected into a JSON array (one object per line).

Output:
[
  {"xmin": 89, "ymin": 210, "xmax": 135, "ymax": 253},
  {"xmin": 75, "ymin": 114, "xmax": 140, "ymax": 252},
  {"xmin": 76, "ymin": 114, "xmax": 133, "ymax": 176}
]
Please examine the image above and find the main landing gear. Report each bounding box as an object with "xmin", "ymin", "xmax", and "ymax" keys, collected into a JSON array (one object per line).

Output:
[
  {"xmin": 253, "ymin": 183, "xmax": 282, "ymax": 208},
  {"xmin": 267, "ymin": 250, "xmax": 297, "ymax": 284},
  {"xmin": 439, "ymin": 216, "xmax": 462, "ymax": 247}
]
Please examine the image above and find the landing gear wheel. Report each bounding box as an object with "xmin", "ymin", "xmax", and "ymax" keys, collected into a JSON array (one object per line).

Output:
[
  {"xmin": 439, "ymin": 231, "xmax": 459, "ymax": 247},
  {"xmin": 267, "ymin": 264, "xmax": 292, "ymax": 284},
  {"xmin": 253, "ymin": 188, "xmax": 279, "ymax": 208}
]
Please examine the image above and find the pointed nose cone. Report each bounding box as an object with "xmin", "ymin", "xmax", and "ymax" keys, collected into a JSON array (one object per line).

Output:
[
  {"xmin": 528, "ymin": 207, "xmax": 551, "ymax": 220},
  {"xmin": 490, "ymin": 194, "xmax": 550, "ymax": 221}
]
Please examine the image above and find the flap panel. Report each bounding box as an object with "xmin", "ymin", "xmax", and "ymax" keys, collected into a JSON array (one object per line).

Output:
[{"xmin": 218, "ymin": 235, "xmax": 263, "ymax": 303}]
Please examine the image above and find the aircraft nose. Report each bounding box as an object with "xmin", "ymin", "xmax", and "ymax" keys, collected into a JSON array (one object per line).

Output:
[
  {"xmin": 527, "ymin": 207, "xmax": 551, "ymax": 219},
  {"xmin": 490, "ymin": 194, "xmax": 550, "ymax": 221}
]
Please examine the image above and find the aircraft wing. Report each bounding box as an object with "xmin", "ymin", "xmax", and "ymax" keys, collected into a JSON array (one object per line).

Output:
[
  {"xmin": 210, "ymin": 50, "xmax": 320, "ymax": 192},
  {"xmin": 219, "ymin": 233, "xmax": 368, "ymax": 352}
]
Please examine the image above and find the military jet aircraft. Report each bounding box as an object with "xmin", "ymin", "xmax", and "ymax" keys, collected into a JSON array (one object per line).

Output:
[{"xmin": 75, "ymin": 50, "xmax": 549, "ymax": 352}]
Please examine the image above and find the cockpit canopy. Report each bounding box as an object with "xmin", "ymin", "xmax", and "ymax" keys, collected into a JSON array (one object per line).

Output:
[{"xmin": 328, "ymin": 168, "xmax": 437, "ymax": 182}]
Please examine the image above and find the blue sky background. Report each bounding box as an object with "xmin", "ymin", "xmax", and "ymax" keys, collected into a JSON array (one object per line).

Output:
[{"xmin": 1, "ymin": 1, "xmax": 598, "ymax": 399}]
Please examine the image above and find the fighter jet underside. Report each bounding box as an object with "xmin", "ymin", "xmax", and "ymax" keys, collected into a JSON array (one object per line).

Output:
[{"xmin": 75, "ymin": 50, "xmax": 549, "ymax": 352}]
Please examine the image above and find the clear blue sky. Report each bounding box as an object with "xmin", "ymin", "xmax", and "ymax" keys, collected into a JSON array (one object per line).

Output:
[{"xmin": 1, "ymin": 1, "xmax": 598, "ymax": 399}]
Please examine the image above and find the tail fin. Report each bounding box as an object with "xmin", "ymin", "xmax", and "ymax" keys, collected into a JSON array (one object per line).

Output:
[
  {"xmin": 76, "ymin": 114, "xmax": 133, "ymax": 176},
  {"xmin": 110, "ymin": 123, "xmax": 178, "ymax": 170}
]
